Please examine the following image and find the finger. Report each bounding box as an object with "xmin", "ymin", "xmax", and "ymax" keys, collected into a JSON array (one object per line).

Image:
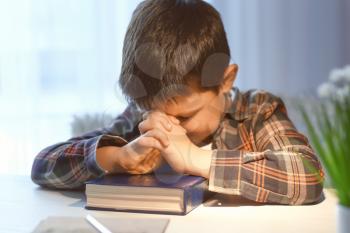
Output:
[
  {"xmin": 138, "ymin": 121, "xmax": 147, "ymax": 134},
  {"xmin": 138, "ymin": 118, "xmax": 171, "ymax": 134},
  {"xmin": 152, "ymin": 112, "xmax": 173, "ymax": 131},
  {"xmin": 139, "ymin": 150, "xmax": 161, "ymax": 173},
  {"xmin": 123, "ymin": 147, "xmax": 159, "ymax": 174},
  {"xmin": 145, "ymin": 149, "xmax": 161, "ymax": 166},
  {"xmin": 139, "ymin": 148, "xmax": 165, "ymax": 174},
  {"xmin": 138, "ymin": 120, "xmax": 158, "ymax": 134},
  {"xmin": 137, "ymin": 148, "xmax": 157, "ymax": 165},
  {"xmin": 143, "ymin": 111, "xmax": 172, "ymax": 130},
  {"xmin": 142, "ymin": 111, "xmax": 150, "ymax": 121},
  {"xmin": 144, "ymin": 128, "xmax": 169, "ymax": 147},
  {"xmin": 168, "ymin": 115, "xmax": 180, "ymax": 124},
  {"xmin": 154, "ymin": 111, "xmax": 172, "ymax": 125},
  {"xmin": 127, "ymin": 167, "xmax": 144, "ymax": 174},
  {"xmin": 137, "ymin": 136, "xmax": 164, "ymax": 151}
]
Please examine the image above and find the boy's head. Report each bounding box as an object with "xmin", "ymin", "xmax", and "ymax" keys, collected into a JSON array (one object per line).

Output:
[{"xmin": 119, "ymin": 0, "xmax": 238, "ymax": 145}]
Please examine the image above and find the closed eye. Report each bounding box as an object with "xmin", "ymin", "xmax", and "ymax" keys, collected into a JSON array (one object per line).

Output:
[
  {"xmin": 177, "ymin": 116, "xmax": 191, "ymax": 122},
  {"xmin": 176, "ymin": 107, "xmax": 201, "ymax": 122}
]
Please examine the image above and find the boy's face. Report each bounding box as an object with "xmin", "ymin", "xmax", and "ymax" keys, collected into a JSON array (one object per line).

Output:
[{"xmin": 152, "ymin": 64, "xmax": 238, "ymax": 146}]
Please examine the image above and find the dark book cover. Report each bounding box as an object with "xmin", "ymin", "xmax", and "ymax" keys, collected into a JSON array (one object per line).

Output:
[{"xmin": 85, "ymin": 173, "xmax": 212, "ymax": 215}]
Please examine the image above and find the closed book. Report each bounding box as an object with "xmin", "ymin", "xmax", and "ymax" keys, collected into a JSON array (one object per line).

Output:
[{"xmin": 85, "ymin": 173, "xmax": 211, "ymax": 215}]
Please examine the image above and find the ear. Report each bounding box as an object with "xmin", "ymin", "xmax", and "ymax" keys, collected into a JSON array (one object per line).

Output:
[{"xmin": 220, "ymin": 64, "xmax": 238, "ymax": 94}]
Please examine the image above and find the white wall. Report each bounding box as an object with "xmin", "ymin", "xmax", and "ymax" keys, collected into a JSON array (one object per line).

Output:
[{"xmin": 210, "ymin": 0, "xmax": 350, "ymax": 96}]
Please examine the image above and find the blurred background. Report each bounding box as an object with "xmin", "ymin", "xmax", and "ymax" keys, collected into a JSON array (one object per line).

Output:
[{"xmin": 0, "ymin": 0, "xmax": 349, "ymax": 175}]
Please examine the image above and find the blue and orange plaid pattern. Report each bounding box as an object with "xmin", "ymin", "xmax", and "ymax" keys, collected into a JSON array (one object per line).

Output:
[{"xmin": 31, "ymin": 87, "xmax": 324, "ymax": 204}]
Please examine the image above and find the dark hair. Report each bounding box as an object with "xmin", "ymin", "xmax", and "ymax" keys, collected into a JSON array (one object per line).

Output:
[{"xmin": 119, "ymin": 0, "xmax": 230, "ymax": 110}]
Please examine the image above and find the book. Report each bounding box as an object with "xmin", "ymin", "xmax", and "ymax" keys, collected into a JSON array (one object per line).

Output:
[{"xmin": 85, "ymin": 173, "xmax": 211, "ymax": 215}]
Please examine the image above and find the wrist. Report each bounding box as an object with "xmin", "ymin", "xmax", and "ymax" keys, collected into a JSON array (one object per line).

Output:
[
  {"xmin": 96, "ymin": 146, "xmax": 125, "ymax": 174},
  {"xmin": 186, "ymin": 147, "xmax": 212, "ymax": 178}
]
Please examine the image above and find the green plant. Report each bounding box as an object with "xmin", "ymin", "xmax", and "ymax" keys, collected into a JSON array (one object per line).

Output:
[{"xmin": 300, "ymin": 93, "xmax": 350, "ymax": 207}]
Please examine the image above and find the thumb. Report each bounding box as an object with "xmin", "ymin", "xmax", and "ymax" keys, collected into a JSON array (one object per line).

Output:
[{"xmin": 168, "ymin": 115, "xmax": 180, "ymax": 125}]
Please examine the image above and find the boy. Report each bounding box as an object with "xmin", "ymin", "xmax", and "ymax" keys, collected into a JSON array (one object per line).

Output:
[{"xmin": 31, "ymin": 0, "xmax": 323, "ymax": 205}]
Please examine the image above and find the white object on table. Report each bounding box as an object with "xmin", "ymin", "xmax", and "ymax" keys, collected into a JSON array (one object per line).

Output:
[{"xmin": 86, "ymin": 214, "xmax": 112, "ymax": 233}]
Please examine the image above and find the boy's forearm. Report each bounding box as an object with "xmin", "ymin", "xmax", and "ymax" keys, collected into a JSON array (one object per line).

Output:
[
  {"xmin": 186, "ymin": 148, "xmax": 213, "ymax": 179},
  {"xmin": 96, "ymin": 146, "xmax": 125, "ymax": 174}
]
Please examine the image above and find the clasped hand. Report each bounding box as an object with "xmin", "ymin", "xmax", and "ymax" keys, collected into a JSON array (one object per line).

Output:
[{"xmin": 119, "ymin": 110, "xmax": 200, "ymax": 175}]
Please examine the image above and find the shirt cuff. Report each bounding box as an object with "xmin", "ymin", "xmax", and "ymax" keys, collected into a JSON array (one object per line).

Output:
[
  {"xmin": 208, "ymin": 149, "xmax": 243, "ymax": 195},
  {"xmin": 85, "ymin": 135, "xmax": 128, "ymax": 177}
]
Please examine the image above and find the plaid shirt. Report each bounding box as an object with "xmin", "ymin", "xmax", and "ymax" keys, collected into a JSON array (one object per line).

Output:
[{"xmin": 31, "ymin": 87, "xmax": 324, "ymax": 204}]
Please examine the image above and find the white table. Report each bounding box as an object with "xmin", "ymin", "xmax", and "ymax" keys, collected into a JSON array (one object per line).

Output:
[{"xmin": 0, "ymin": 175, "xmax": 337, "ymax": 233}]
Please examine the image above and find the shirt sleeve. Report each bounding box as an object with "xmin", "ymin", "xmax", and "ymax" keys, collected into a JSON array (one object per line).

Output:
[
  {"xmin": 31, "ymin": 102, "xmax": 143, "ymax": 190},
  {"xmin": 208, "ymin": 97, "xmax": 324, "ymax": 205}
]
